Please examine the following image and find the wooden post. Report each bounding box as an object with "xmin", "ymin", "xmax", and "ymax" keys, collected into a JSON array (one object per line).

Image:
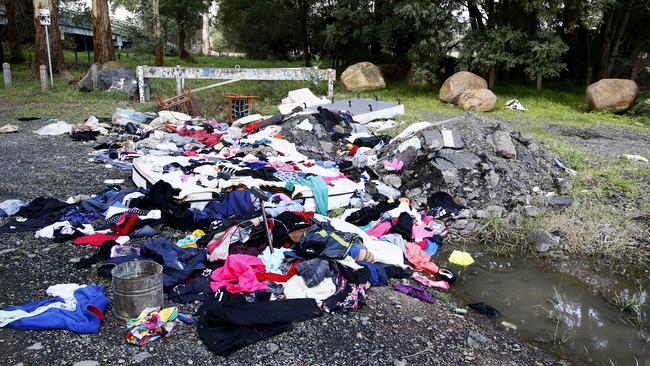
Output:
[
  {"xmin": 3, "ymin": 63, "xmax": 11, "ymax": 88},
  {"xmin": 91, "ymin": 63, "xmax": 99, "ymax": 90},
  {"xmin": 175, "ymin": 65, "xmax": 182, "ymax": 95},
  {"xmin": 536, "ymin": 74, "xmax": 542, "ymax": 90},
  {"xmin": 39, "ymin": 65, "xmax": 49, "ymax": 91}
]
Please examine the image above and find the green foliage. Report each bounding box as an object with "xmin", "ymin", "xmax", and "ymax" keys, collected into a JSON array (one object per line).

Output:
[
  {"xmin": 459, "ymin": 27, "xmax": 525, "ymax": 74},
  {"xmin": 216, "ymin": 0, "xmax": 302, "ymax": 59},
  {"xmin": 523, "ymin": 34, "xmax": 569, "ymax": 80}
]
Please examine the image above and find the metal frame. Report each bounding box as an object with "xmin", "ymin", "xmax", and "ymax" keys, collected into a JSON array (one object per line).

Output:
[{"xmin": 136, "ymin": 65, "xmax": 336, "ymax": 103}]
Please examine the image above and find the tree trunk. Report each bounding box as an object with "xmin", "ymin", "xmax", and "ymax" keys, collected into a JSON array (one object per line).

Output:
[
  {"xmin": 153, "ymin": 0, "xmax": 164, "ymax": 66},
  {"xmin": 33, "ymin": 0, "xmax": 64, "ymax": 75},
  {"xmin": 202, "ymin": 7, "xmax": 210, "ymax": 55},
  {"xmin": 300, "ymin": 0, "xmax": 311, "ymax": 66},
  {"xmin": 536, "ymin": 74, "xmax": 542, "ymax": 90},
  {"xmin": 467, "ymin": 0, "xmax": 484, "ymax": 30},
  {"xmin": 178, "ymin": 25, "xmax": 194, "ymax": 62},
  {"xmin": 0, "ymin": 36, "xmax": 5, "ymax": 64},
  {"xmin": 6, "ymin": 0, "xmax": 25, "ymax": 63},
  {"xmin": 91, "ymin": 0, "xmax": 115, "ymax": 64},
  {"xmin": 488, "ymin": 68, "xmax": 496, "ymax": 88},
  {"xmin": 595, "ymin": 5, "xmax": 615, "ymax": 80},
  {"xmin": 607, "ymin": 0, "xmax": 634, "ymax": 77}
]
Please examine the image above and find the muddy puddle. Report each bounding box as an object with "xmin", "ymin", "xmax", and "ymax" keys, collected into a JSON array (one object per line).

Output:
[{"xmin": 452, "ymin": 255, "xmax": 649, "ymax": 365}]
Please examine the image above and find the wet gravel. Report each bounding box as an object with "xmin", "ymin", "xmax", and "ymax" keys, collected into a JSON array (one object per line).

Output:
[{"xmin": 0, "ymin": 117, "xmax": 559, "ymax": 365}]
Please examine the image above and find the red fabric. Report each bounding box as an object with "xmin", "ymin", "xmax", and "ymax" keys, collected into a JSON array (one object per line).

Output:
[
  {"xmin": 178, "ymin": 126, "xmax": 223, "ymax": 147},
  {"xmin": 87, "ymin": 305, "xmax": 105, "ymax": 321},
  {"xmin": 73, "ymin": 233, "xmax": 120, "ymax": 247},
  {"xmin": 111, "ymin": 213, "xmax": 139, "ymax": 236},
  {"xmin": 349, "ymin": 145, "xmax": 359, "ymax": 156},
  {"xmin": 243, "ymin": 121, "xmax": 263, "ymax": 134},
  {"xmin": 293, "ymin": 211, "xmax": 314, "ymax": 224},
  {"xmin": 255, "ymin": 260, "xmax": 301, "ymax": 283}
]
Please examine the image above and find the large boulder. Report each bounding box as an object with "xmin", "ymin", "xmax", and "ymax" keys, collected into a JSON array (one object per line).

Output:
[
  {"xmin": 439, "ymin": 71, "xmax": 487, "ymax": 104},
  {"xmin": 458, "ymin": 88, "xmax": 497, "ymax": 112},
  {"xmin": 341, "ymin": 62, "xmax": 386, "ymax": 92},
  {"xmin": 586, "ymin": 79, "xmax": 638, "ymax": 113}
]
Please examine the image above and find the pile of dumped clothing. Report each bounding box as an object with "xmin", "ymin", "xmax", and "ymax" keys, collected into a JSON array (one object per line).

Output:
[{"xmin": 0, "ymin": 88, "xmax": 570, "ymax": 355}]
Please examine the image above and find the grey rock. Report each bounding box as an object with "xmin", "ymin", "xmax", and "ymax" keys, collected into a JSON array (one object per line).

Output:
[
  {"xmin": 319, "ymin": 141, "xmax": 333, "ymax": 153},
  {"xmin": 456, "ymin": 209, "xmax": 473, "ymax": 219},
  {"xmin": 333, "ymin": 125, "xmax": 345, "ymax": 134},
  {"xmin": 484, "ymin": 205, "xmax": 505, "ymax": 218},
  {"xmin": 469, "ymin": 331, "xmax": 490, "ymax": 344},
  {"xmin": 530, "ymin": 229, "xmax": 560, "ymax": 252},
  {"xmin": 510, "ymin": 131, "xmax": 533, "ymax": 145},
  {"xmin": 382, "ymin": 174, "xmax": 402, "ymax": 189},
  {"xmin": 547, "ymin": 196, "xmax": 573, "ymax": 207},
  {"xmin": 484, "ymin": 170, "xmax": 500, "ymax": 187},
  {"xmin": 27, "ymin": 342, "xmax": 44, "ymax": 350},
  {"xmin": 133, "ymin": 352, "xmax": 151, "ymax": 363},
  {"xmin": 407, "ymin": 187, "xmax": 423, "ymax": 197},
  {"xmin": 524, "ymin": 205, "xmax": 542, "ymax": 217},
  {"xmin": 431, "ymin": 149, "xmax": 480, "ymax": 170},
  {"xmin": 0, "ymin": 248, "xmax": 16, "ymax": 255},
  {"xmin": 267, "ymin": 343, "xmax": 280, "ymax": 353},
  {"xmin": 412, "ymin": 316, "xmax": 424, "ymax": 323},
  {"xmin": 393, "ymin": 359, "xmax": 407, "ymax": 366},
  {"xmin": 68, "ymin": 257, "xmax": 81, "ymax": 263},
  {"xmin": 441, "ymin": 169, "xmax": 459, "ymax": 184},
  {"xmin": 421, "ymin": 129, "xmax": 444, "ymax": 149},
  {"xmin": 72, "ymin": 362, "xmax": 100, "ymax": 366},
  {"xmin": 489, "ymin": 130, "xmax": 517, "ymax": 159}
]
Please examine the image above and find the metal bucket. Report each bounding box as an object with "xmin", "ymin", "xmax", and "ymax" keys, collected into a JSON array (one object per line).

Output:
[{"xmin": 111, "ymin": 260, "xmax": 164, "ymax": 325}]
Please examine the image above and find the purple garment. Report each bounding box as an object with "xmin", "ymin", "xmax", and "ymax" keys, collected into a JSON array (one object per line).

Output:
[{"xmin": 393, "ymin": 283, "xmax": 434, "ymax": 303}]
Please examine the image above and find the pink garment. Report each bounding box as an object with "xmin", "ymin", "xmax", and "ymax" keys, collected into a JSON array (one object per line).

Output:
[
  {"xmin": 412, "ymin": 273, "xmax": 450, "ymax": 290},
  {"xmin": 365, "ymin": 221, "xmax": 392, "ymax": 238},
  {"xmin": 382, "ymin": 159, "xmax": 404, "ymax": 171},
  {"xmin": 412, "ymin": 225, "xmax": 435, "ymax": 241},
  {"xmin": 421, "ymin": 215, "xmax": 434, "ymax": 224},
  {"xmin": 321, "ymin": 175, "xmax": 347, "ymax": 184},
  {"xmin": 405, "ymin": 242, "xmax": 439, "ymax": 275},
  {"xmin": 270, "ymin": 161, "xmax": 299, "ymax": 172},
  {"xmin": 209, "ymin": 254, "xmax": 268, "ymax": 293}
]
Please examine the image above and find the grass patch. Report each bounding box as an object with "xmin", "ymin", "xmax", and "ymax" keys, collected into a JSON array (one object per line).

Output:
[{"xmin": 470, "ymin": 217, "xmax": 533, "ymax": 257}]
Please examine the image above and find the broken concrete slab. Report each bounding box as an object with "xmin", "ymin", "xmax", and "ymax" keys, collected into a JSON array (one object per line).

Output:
[{"xmin": 489, "ymin": 131, "xmax": 517, "ymax": 159}]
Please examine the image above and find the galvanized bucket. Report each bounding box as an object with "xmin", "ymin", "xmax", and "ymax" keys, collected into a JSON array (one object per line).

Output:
[{"xmin": 111, "ymin": 260, "xmax": 164, "ymax": 325}]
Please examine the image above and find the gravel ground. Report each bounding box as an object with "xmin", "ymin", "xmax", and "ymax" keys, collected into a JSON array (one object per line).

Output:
[
  {"xmin": 546, "ymin": 123, "xmax": 650, "ymax": 159},
  {"xmin": 0, "ymin": 117, "xmax": 562, "ymax": 365}
]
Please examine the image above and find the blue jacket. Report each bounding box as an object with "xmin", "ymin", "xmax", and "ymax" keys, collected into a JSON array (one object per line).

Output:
[{"xmin": 3, "ymin": 285, "xmax": 108, "ymax": 334}]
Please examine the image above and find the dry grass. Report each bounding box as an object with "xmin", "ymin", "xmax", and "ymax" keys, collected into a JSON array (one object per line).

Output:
[{"xmin": 539, "ymin": 201, "xmax": 645, "ymax": 262}]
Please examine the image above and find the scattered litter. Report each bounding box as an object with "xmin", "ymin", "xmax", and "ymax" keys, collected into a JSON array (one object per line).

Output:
[
  {"xmin": 501, "ymin": 321, "xmax": 518, "ymax": 330},
  {"xmin": 468, "ymin": 302, "xmax": 501, "ymax": 319},
  {"xmin": 34, "ymin": 120, "xmax": 73, "ymax": 136},
  {"xmin": 552, "ymin": 158, "xmax": 577, "ymax": 176},
  {"xmin": 104, "ymin": 179, "xmax": 125, "ymax": 185},
  {"xmin": 621, "ymin": 154, "xmax": 648, "ymax": 163},
  {"xmin": 505, "ymin": 99, "xmax": 528, "ymax": 111},
  {"xmin": 393, "ymin": 283, "xmax": 435, "ymax": 303},
  {"xmin": 0, "ymin": 124, "xmax": 20, "ymax": 133},
  {"xmin": 448, "ymin": 250, "xmax": 474, "ymax": 266}
]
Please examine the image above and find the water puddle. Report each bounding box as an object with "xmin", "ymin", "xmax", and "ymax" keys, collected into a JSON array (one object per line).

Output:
[{"xmin": 452, "ymin": 255, "xmax": 649, "ymax": 365}]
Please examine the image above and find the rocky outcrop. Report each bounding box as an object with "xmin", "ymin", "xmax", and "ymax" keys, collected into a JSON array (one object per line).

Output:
[
  {"xmin": 458, "ymin": 88, "xmax": 497, "ymax": 112},
  {"xmin": 439, "ymin": 71, "xmax": 487, "ymax": 104},
  {"xmin": 586, "ymin": 79, "xmax": 638, "ymax": 113},
  {"xmin": 341, "ymin": 62, "xmax": 386, "ymax": 92}
]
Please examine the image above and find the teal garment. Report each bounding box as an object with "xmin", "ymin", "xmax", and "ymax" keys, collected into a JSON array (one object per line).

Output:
[
  {"xmin": 357, "ymin": 220, "xmax": 376, "ymax": 231},
  {"xmin": 286, "ymin": 176, "xmax": 329, "ymax": 215}
]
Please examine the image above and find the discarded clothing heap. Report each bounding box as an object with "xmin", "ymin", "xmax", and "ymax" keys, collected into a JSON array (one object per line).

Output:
[{"xmin": 0, "ymin": 93, "xmax": 470, "ymax": 353}]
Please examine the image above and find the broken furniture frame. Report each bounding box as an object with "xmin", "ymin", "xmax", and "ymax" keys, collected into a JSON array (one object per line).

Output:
[
  {"xmin": 136, "ymin": 65, "xmax": 336, "ymax": 103},
  {"xmin": 223, "ymin": 93, "xmax": 260, "ymax": 122},
  {"xmin": 155, "ymin": 90, "xmax": 201, "ymax": 117}
]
